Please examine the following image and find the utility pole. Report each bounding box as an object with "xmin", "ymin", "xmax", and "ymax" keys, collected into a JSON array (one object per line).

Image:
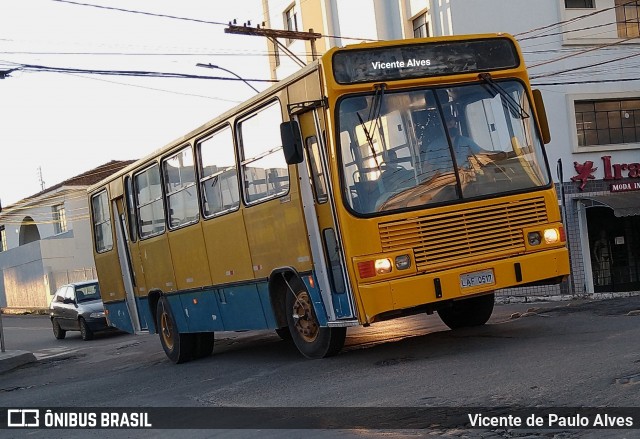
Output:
[
  {"xmin": 37, "ymin": 167, "xmax": 45, "ymax": 191},
  {"xmin": 225, "ymin": 23, "xmax": 322, "ymax": 67}
]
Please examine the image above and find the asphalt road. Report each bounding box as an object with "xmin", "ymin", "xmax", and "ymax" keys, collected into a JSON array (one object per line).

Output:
[{"xmin": 1, "ymin": 296, "xmax": 639, "ymax": 439}]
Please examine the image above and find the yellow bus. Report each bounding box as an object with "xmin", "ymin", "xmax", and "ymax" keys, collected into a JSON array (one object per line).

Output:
[{"xmin": 88, "ymin": 33, "xmax": 570, "ymax": 363}]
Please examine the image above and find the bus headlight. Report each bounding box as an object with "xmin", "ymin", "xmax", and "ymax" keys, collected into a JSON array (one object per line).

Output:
[
  {"xmin": 374, "ymin": 258, "xmax": 392, "ymax": 274},
  {"xmin": 395, "ymin": 254, "xmax": 411, "ymax": 270},
  {"xmin": 543, "ymin": 228, "xmax": 560, "ymax": 244},
  {"xmin": 528, "ymin": 231, "xmax": 542, "ymax": 246}
]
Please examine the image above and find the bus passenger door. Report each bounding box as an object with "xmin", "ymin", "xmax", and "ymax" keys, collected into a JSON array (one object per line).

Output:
[
  {"xmin": 113, "ymin": 197, "xmax": 148, "ymax": 332},
  {"xmin": 296, "ymin": 108, "xmax": 356, "ymax": 321}
]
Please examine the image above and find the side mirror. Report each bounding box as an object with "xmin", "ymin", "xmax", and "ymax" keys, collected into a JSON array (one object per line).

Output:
[
  {"xmin": 63, "ymin": 297, "xmax": 75, "ymax": 305},
  {"xmin": 280, "ymin": 121, "xmax": 304, "ymax": 165},
  {"xmin": 532, "ymin": 89, "xmax": 551, "ymax": 145}
]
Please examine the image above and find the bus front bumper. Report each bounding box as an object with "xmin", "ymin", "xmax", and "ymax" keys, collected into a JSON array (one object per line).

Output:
[{"xmin": 355, "ymin": 247, "xmax": 570, "ymax": 324}]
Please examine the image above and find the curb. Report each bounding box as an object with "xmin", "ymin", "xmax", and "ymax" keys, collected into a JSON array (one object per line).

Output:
[
  {"xmin": 0, "ymin": 350, "xmax": 37, "ymax": 374},
  {"xmin": 1, "ymin": 308, "xmax": 49, "ymax": 316}
]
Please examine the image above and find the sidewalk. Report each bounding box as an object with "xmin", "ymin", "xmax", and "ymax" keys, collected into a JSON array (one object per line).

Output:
[{"xmin": 0, "ymin": 310, "xmax": 39, "ymax": 374}]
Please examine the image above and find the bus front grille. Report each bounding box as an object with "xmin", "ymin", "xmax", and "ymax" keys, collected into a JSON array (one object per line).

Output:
[{"xmin": 378, "ymin": 196, "xmax": 549, "ymax": 271}]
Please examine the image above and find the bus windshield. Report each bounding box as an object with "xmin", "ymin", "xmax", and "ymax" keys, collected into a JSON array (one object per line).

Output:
[{"xmin": 337, "ymin": 80, "xmax": 551, "ymax": 215}]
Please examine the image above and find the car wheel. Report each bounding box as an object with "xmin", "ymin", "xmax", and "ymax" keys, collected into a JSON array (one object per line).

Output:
[
  {"xmin": 52, "ymin": 319, "xmax": 66, "ymax": 340},
  {"xmin": 156, "ymin": 296, "xmax": 195, "ymax": 364},
  {"xmin": 79, "ymin": 318, "xmax": 94, "ymax": 341},
  {"xmin": 285, "ymin": 277, "xmax": 346, "ymax": 359}
]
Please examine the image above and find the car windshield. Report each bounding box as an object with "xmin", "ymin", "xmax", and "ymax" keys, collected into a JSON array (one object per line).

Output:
[
  {"xmin": 337, "ymin": 80, "xmax": 551, "ymax": 215},
  {"xmin": 75, "ymin": 283, "xmax": 101, "ymax": 303}
]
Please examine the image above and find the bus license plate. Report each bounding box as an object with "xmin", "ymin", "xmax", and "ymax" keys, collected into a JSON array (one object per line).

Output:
[{"xmin": 460, "ymin": 269, "xmax": 495, "ymax": 288}]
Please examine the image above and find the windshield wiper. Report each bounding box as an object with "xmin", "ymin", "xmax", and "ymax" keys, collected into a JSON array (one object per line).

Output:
[
  {"xmin": 478, "ymin": 73, "xmax": 529, "ymax": 119},
  {"xmin": 356, "ymin": 111, "xmax": 380, "ymax": 171},
  {"xmin": 357, "ymin": 83, "xmax": 387, "ymax": 172}
]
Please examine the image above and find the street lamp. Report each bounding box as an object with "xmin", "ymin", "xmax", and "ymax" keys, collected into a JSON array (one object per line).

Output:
[{"xmin": 195, "ymin": 63, "xmax": 259, "ymax": 93}]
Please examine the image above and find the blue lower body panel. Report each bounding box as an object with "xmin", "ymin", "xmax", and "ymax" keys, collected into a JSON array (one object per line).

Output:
[
  {"xmin": 105, "ymin": 276, "xmax": 332, "ymax": 335},
  {"xmin": 104, "ymin": 301, "xmax": 134, "ymax": 334},
  {"xmin": 166, "ymin": 282, "xmax": 277, "ymax": 334}
]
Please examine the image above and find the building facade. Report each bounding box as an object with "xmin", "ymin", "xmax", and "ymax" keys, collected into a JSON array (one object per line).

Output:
[
  {"xmin": 262, "ymin": 0, "xmax": 640, "ymax": 297},
  {"xmin": 0, "ymin": 160, "xmax": 133, "ymax": 309}
]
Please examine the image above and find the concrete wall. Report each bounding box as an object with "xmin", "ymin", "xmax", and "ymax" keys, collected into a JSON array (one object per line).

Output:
[
  {"xmin": 0, "ymin": 240, "xmax": 47, "ymax": 308},
  {"xmin": 0, "ymin": 187, "xmax": 98, "ymax": 308}
]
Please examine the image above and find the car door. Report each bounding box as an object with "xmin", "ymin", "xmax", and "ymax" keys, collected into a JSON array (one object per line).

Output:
[
  {"xmin": 50, "ymin": 287, "xmax": 67, "ymax": 326},
  {"xmin": 60, "ymin": 286, "xmax": 79, "ymax": 330}
]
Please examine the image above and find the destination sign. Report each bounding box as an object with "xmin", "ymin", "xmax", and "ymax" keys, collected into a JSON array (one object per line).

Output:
[{"xmin": 332, "ymin": 37, "xmax": 519, "ymax": 84}]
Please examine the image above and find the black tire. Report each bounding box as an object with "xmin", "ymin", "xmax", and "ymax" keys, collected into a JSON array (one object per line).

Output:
[
  {"xmin": 193, "ymin": 332, "xmax": 215, "ymax": 359},
  {"xmin": 285, "ymin": 278, "xmax": 346, "ymax": 359},
  {"xmin": 156, "ymin": 296, "xmax": 195, "ymax": 364},
  {"xmin": 438, "ymin": 293, "xmax": 495, "ymax": 330},
  {"xmin": 52, "ymin": 319, "xmax": 66, "ymax": 340},
  {"xmin": 79, "ymin": 318, "xmax": 94, "ymax": 341}
]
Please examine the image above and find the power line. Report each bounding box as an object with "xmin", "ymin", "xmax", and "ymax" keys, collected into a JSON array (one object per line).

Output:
[
  {"xmin": 514, "ymin": 0, "xmax": 640, "ymax": 38},
  {"xmin": 532, "ymin": 77, "xmax": 640, "ymax": 86},
  {"xmin": 51, "ymin": 0, "xmax": 378, "ymax": 43},
  {"xmin": 66, "ymin": 72, "xmax": 243, "ymax": 103},
  {"xmin": 51, "ymin": 0, "xmax": 229, "ymax": 26},
  {"xmin": 530, "ymin": 50, "xmax": 640, "ymax": 79},
  {"xmin": 527, "ymin": 36, "xmax": 636, "ymax": 69},
  {"xmin": 9, "ymin": 62, "xmax": 278, "ymax": 84}
]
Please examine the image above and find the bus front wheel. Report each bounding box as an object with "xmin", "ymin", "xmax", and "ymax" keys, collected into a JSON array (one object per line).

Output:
[
  {"xmin": 285, "ymin": 279, "xmax": 346, "ymax": 359},
  {"xmin": 437, "ymin": 293, "xmax": 495, "ymax": 330},
  {"xmin": 157, "ymin": 296, "xmax": 195, "ymax": 364}
]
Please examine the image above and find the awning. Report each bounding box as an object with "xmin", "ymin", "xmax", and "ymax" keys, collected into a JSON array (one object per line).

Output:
[{"xmin": 580, "ymin": 192, "xmax": 640, "ymax": 217}]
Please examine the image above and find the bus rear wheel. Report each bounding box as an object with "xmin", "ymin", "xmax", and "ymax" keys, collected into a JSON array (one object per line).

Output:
[
  {"xmin": 157, "ymin": 296, "xmax": 195, "ymax": 364},
  {"xmin": 285, "ymin": 279, "xmax": 346, "ymax": 359},
  {"xmin": 193, "ymin": 332, "xmax": 215, "ymax": 359},
  {"xmin": 438, "ymin": 293, "xmax": 495, "ymax": 330}
]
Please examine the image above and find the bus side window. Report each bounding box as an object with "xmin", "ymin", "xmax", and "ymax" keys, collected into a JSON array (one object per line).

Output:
[
  {"xmin": 163, "ymin": 146, "xmax": 199, "ymax": 229},
  {"xmin": 198, "ymin": 126, "xmax": 240, "ymax": 217},
  {"xmin": 305, "ymin": 136, "xmax": 328, "ymax": 203},
  {"xmin": 91, "ymin": 190, "xmax": 113, "ymax": 252},
  {"xmin": 133, "ymin": 164, "xmax": 166, "ymax": 238},
  {"xmin": 238, "ymin": 101, "xmax": 289, "ymax": 204}
]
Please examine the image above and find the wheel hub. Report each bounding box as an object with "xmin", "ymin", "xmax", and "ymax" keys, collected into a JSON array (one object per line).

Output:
[
  {"xmin": 160, "ymin": 312, "xmax": 174, "ymax": 350},
  {"xmin": 292, "ymin": 291, "xmax": 319, "ymax": 343}
]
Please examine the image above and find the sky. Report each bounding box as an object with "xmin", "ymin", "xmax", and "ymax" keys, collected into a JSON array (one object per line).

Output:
[{"xmin": 0, "ymin": 0, "xmax": 280, "ymax": 207}]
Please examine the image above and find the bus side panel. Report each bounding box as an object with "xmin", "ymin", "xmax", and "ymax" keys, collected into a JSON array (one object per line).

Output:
[
  {"xmin": 167, "ymin": 223, "xmax": 212, "ymax": 290},
  {"xmin": 127, "ymin": 240, "xmax": 149, "ymax": 310},
  {"xmin": 136, "ymin": 295, "xmax": 154, "ymax": 333},
  {"xmin": 243, "ymin": 174, "xmax": 313, "ymax": 280},
  {"xmin": 104, "ymin": 301, "xmax": 134, "ymax": 334},
  {"xmin": 94, "ymin": 250, "xmax": 127, "ymax": 303},
  {"xmin": 137, "ymin": 234, "xmax": 177, "ymax": 293},
  {"xmin": 217, "ymin": 284, "xmax": 269, "ymax": 331},
  {"xmin": 302, "ymin": 275, "xmax": 329, "ymax": 326},
  {"xmin": 178, "ymin": 289, "xmax": 224, "ymax": 332},
  {"xmin": 202, "ymin": 210, "xmax": 255, "ymax": 285},
  {"xmin": 165, "ymin": 293, "xmax": 189, "ymax": 332},
  {"xmin": 256, "ymin": 283, "xmax": 279, "ymax": 329}
]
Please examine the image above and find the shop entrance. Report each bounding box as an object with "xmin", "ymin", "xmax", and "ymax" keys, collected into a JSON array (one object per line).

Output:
[{"xmin": 587, "ymin": 207, "xmax": 640, "ymax": 292}]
